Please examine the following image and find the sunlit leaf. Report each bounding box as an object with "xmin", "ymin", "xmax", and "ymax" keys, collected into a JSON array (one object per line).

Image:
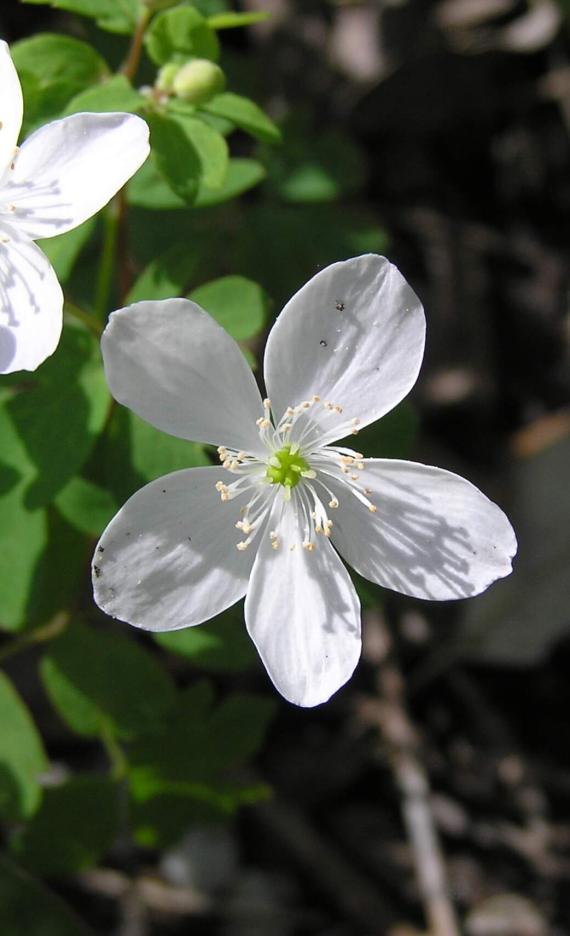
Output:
[
  {"xmin": 201, "ymin": 92, "xmax": 281, "ymax": 143},
  {"xmin": 145, "ymin": 6, "xmax": 220, "ymax": 65},
  {"xmin": 189, "ymin": 275, "xmax": 268, "ymax": 341},
  {"xmin": 0, "ymin": 673, "xmax": 47, "ymax": 821}
]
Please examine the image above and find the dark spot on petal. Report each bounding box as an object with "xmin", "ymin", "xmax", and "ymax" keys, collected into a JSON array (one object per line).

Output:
[
  {"xmin": 162, "ymin": 489, "xmax": 166, "ymax": 493},
  {"xmin": 93, "ymin": 565, "xmax": 102, "ymax": 578},
  {"xmin": 319, "ymin": 340, "xmax": 327, "ymax": 347},
  {"xmin": 97, "ymin": 546, "xmax": 104, "ymax": 553},
  {"xmin": 335, "ymin": 301, "xmax": 345, "ymax": 312},
  {"xmin": 187, "ymin": 536, "xmax": 192, "ymax": 542}
]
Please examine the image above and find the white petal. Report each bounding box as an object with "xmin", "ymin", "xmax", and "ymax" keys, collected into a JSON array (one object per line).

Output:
[
  {"xmin": 329, "ymin": 459, "xmax": 517, "ymax": 601},
  {"xmin": 101, "ymin": 298, "xmax": 266, "ymax": 454},
  {"xmin": 263, "ymin": 255, "xmax": 425, "ymax": 446},
  {"xmin": 93, "ymin": 467, "xmax": 257, "ymax": 631},
  {"xmin": 0, "ymin": 231, "xmax": 63, "ymax": 373},
  {"xmin": 1, "ymin": 112, "xmax": 149, "ymax": 239},
  {"xmin": 0, "ymin": 42, "xmax": 23, "ymax": 179},
  {"xmin": 245, "ymin": 497, "xmax": 361, "ymax": 706}
]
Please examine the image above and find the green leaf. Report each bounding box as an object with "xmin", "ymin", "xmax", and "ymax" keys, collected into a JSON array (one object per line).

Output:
[
  {"xmin": 195, "ymin": 157, "xmax": 266, "ymax": 206},
  {"xmin": 0, "ymin": 673, "xmax": 47, "ymax": 821},
  {"xmin": 262, "ymin": 118, "xmax": 367, "ymax": 203},
  {"xmin": 7, "ymin": 326, "xmax": 110, "ymax": 509},
  {"xmin": 37, "ymin": 219, "xmax": 95, "ymax": 283},
  {"xmin": 11, "ymin": 34, "xmax": 108, "ymax": 132},
  {"xmin": 128, "ymin": 687, "xmax": 274, "ymax": 843},
  {"xmin": 21, "ymin": 0, "xmax": 141, "ymax": 35},
  {"xmin": 166, "ymin": 111, "xmax": 229, "ymax": 190},
  {"xmin": 189, "ymin": 275, "xmax": 268, "ymax": 341},
  {"xmin": 0, "ymin": 855, "xmax": 92, "ymax": 936},
  {"xmin": 64, "ymin": 74, "xmax": 143, "ymax": 116},
  {"xmin": 201, "ymin": 92, "xmax": 281, "ymax": 143},
  {"xmin": 126, "ymin": 242, "xmax": 201, "ymax": 303},
  {"xmin": 130, "ymin": 410, "xmax": 210, "ymax": 482},
  {"xmin": 55, "ymin": 477, "xmax": 118, "ymax": 537},
  {"xmin": 129, "ymin": 688, "xmax": 274, "ymax": 789},
  {"xmin": 145, "ymin": 6, "xmax": 220, "ymax": 65},
  {"xmin": 208, "ymin": 11, "xmax": 270, "ymax": 28},
  {"xmin": 26, "ymin": 511, "xmax": 88, "ymax": 628},
  {"xmin": 154, "ymin": 611, "xmax": 257, "ymax": 673},
  {"xmin": 148, "ymin": 113, "xmax": 201, "ymax": 203},
  {"xmin": 40, "ymin": 622, "xmax": 177, "ymax": 739},
  {"xmin": 0, "ymin": 394, "xmax": 47, "ymax": 632},
  {"xmin": 11, "ymin": 776, "xmax": 120, "ymax": 876},
  {"xmin": 354, "ymin": 401, "xmax": 418, "ymax": 459},
  {"xmin": 128, "ymin": 156, "xmax": 265, "ymax": 210}
]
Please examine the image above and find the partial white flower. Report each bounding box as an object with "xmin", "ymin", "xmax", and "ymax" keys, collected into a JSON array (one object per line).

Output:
[
  {"xmin": 93, "ymin": 255, "xmax": 517, "ymax": 707},
  {"xmin": 0, "ymin": 40, "xmax": 150, "ymax": 373}
]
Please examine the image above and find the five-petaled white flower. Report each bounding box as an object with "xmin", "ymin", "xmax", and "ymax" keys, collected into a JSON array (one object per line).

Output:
[
  {"xmin": 0, "ymin": 40, "xmax": 150, "ymax": 374},
  {"xmin": 92, "ymin": 255, "xmax": 517, "ymax": 707}
]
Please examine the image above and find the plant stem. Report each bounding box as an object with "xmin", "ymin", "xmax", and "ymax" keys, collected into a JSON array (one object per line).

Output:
[
  {"xmin": 100, "ymin": 719, "xmax": 128, "ymax": 782},
  {"xmin": 64, "ymin": 301, "xmax": 103, "ymax": 337},
  {"xmin": 94, "ymin": 198, "xmax": 121, "ymax": 323},
  {"xmin": 121, "ymin": 8, "xmax": 151, "ymax": 82},
  {"xmin": 0, "ymin": 612, "xmax": 68, "ymax": 665}
]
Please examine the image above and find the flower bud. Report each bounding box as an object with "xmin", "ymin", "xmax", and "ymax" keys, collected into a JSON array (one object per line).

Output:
[{"xmin": 172, "ymin": 59, "xmax": 225, "ymax": 105}]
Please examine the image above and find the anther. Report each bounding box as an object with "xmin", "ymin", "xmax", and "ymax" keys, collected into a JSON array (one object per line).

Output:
[{"xmin": 328, "ymin": 497, "xmax": 339, "ymax": 509}]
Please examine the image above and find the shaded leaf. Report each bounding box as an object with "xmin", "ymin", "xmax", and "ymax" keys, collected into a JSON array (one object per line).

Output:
[
  {"xmin": 154, "ymin": 611, "xmax": 257, "ymax": 673},
  {"xmin": 11, "ymin": 776, "xmax": 120, "ymax": 876},
  {"xmin": 148, "ymin": 113, "xmax": 202, "ymax": 204},
  {"xmin": 38, "ymin": 219, "xmax": 95, "ymax": 283},
  {"xmin": 7, "ymin": 326, "xmax": 110, "ymax": 509},
  {"xmin": 21, "ymin": 0, "xmax": 140, "ymax": 35},
  {"xmin": 0, "ymin": 855, "xmax": 92, "ymax": 936},
  {"xmin": 41, "ymin": 622, "xmax": 177, "ymax": 739}
]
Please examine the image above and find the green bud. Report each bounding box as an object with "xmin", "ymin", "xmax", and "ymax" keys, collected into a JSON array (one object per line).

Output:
[
  {"xmin": 155, "ymin": 62, "xmax": 180, "ymax": 94},
  {"xmin": 172, "ymin": 59, "xmax": 226, "ymax": 106}
]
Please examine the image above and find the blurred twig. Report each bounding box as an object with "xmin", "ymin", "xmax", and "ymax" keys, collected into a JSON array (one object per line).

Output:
[
  {"xmin": 360, "ymin": 610, "xmax": 460, "ymax": 936},
  {"xmin": 0, "ymin": 611, "xmax": 68, "ymax": 665}
]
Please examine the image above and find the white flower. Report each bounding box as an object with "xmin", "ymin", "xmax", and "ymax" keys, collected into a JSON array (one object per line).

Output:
[
  {"xmin": 93, "ymin": 255, "xmax": 517, "ymax": 707},
  {"xmin": 0, "ymin": 40, "xmax": 150, "ymax": 374}
]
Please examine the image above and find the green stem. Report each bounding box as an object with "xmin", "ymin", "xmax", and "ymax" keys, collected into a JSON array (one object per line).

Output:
[
  {"xmin": 100, "ymin": 719, "xmax": 128, "ymax": 782},
  {"xmin": 64, "ymin": 301, "xmax": 103, "ymax": 337},
  {"xmin": 94, "ymin": 198, "xmax": 121, "ymax": 323},
  {"xmin": 0, "ymin": 613, "xmax": 68, "ymax": 665}
]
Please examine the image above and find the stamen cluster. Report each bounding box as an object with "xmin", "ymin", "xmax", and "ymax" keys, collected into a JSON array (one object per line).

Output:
[{"xmin": 214, "ymin": 395, "xmax": 377, "ymax": 553}]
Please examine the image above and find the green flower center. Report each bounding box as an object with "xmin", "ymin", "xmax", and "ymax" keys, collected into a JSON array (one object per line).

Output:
[{"xmin": 266, "ymin": 444, "xmax": 311, "ymax": 489}]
